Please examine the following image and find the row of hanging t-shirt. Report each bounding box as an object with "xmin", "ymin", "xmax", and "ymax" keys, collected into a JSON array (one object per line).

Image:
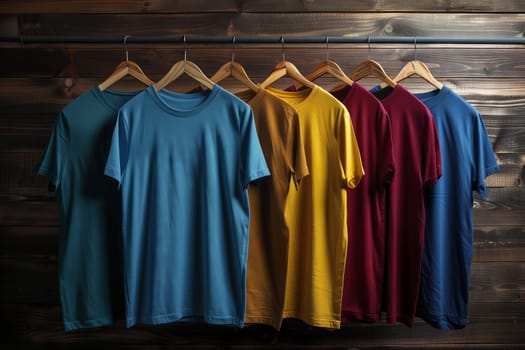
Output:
[{"xmin": 38, "ymin": 56, "xmax": 499, "ymax": 332}]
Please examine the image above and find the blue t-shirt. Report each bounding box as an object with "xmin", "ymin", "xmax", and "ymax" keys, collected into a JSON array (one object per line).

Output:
[
  {"xmin": 414, "ymin": 86, "xmax": 499, "ymax": 329},
  {"xmin": 37, "ymin": 87, "xmax": 139, "ymax": 331},
  {"xmin": 104, "ymin": 85, "xmax": 270, "ymax": 328}
]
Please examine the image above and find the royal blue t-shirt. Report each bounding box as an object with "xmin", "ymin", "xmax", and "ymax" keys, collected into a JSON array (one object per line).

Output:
[
  {"xmin": 104, "ymin": 85, "xmax": 270, "ymax": 328},
  {"xmin": 414, "ymin": 86, "xmax": 499, "ymax": 329},
  {"xmin": 37, "ymin": 87, "xmax": 139, "ymax": 330}
]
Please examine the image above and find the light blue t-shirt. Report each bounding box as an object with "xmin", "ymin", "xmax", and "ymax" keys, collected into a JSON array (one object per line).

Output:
[
  {"xmin": 104, "ymin": 85, "xmax": 270, "ymax": 328},
  {"xmin": 414, "ymin": 86, "xmax": 499, "ymax": 329},
  {"xmin": 37, "ymin": 87, "xmax": 140, "ymax": 330}
]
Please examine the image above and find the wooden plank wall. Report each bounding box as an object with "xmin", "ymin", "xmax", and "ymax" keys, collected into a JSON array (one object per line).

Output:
[{"xmin": 0, "ymin": 1, "xmax": 524, "ymax": 348}]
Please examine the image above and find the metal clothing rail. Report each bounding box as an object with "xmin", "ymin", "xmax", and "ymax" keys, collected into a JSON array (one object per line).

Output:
[{"xmin": 1, "ymin": 35, "xmax": 525, "ymax": 45}]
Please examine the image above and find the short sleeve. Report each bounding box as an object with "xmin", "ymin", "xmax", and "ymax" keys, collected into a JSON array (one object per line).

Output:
[
  {"xmin": 378, "ymin": 106, "xmax": 395, "ymax": 186},
  {"xmin": 36, "ymin": 112, "xmax": 68, "ymax": 194},
  {"xmin": 104, "ymin": 112, "xmax": 130, "ymax": 186},
  {"xmin": 341, "ymin": 109, "xmax": 365, "ymax": 189},
  {"xmin": 423, "ymin": 109, "xmax": 442, "ymax": 189},
  {"xmin": 286, "ymin": 111, "xmax": 309, "ymax": 188},
  {"xmin": 240, "ymin": 108, "xmax": 270, "ymax": 189},
  {"xmin": 472, "ymin": 112, "xmax": 499, "ymax": 199}
]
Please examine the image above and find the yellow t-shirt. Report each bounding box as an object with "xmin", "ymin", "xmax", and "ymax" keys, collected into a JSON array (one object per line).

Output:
[
  {"xmin": 266, "ymin": 85, "xmax": 364, "ymax": 329},
  {"xmin": 236, "ymin": 88, "xmax": 309, "ymax": 329}
]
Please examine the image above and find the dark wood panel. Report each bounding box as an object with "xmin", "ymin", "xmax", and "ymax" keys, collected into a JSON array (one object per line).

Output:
[
  {"xmin": 0, "ymin": 304, "xmax": 523, "ymax": 346},
  {"xmin": 0, "ymin": 151, "xmax": 48, "ymax": 190},
  {"xmin": 1, "ymin": 250, "xmax": 522, "ymax": 304},
  {"xmin": 1, "ymin": 114, "xmax": 523, "ymax": 157},
  {"xmin": 474, "ymin": 226, "xmax": 525, "ymax": 262},
  {"xmin": 0, "ymin": 2, "xmax": 523, "ymax": 348},
  {"xmin": 0, "ymin": 76, "xmax": 524, "ymax": 116},
  {"xmin": 0, "ymin": 226, "xmax": 58, "ymax": 256},
  {"xmin": 468, "ymin": 302, "xmax": 525, "ymax": 320},
  {"xmin": 1, "ymin": 150, "xmax": 523, "ymax": 226},
  {"xmin": 469, "ymin": 261, "xmax": 525, "ymax": 302},
  {"xmin": 490, "ymin": 127, "xmax": 525, "ymax": 154},
  {"xmin": 476, "ymin": 187, "xmax": 525, "ymax": 207},
  {"xmin": 0, "ymin": 193, "xmax": 57, "ymax": 227},
  {"xmin": 0, "ymin": 2, "xmax": 238, "ymax": 14},
  {"xmin": 1, "ymin": 177, "xmax": 523, "ymax": 228},
  {"xmin": 2, "ymin": 47, "xmax": 525, "ymax": 79},
  {"xmin": 241, "ymin": 0, "xmax": 525, "ymax": 13},
  {"xmin": 0, "ymin": 113, "xmax": 56, "ymax": 151},
  {"xmin": 0, "ymin": 225, "xmax": 521, "ymax": 264},
  {"xmin": 0, "ymin": 298, "xmax": 524, "ymax": 327},
  {"xmin": 16, "ymin": 13, "xmax": 235, "ymax": 36},
  {"xmin": 2, "ymin": 197, "xmax": 523, "ymax": 240},
  {"xmin": 0, "ymin": 15, "xmax": 18, "ymax": 36},
  {"xmin": 0, "ymin": 77, "xmax": 89, "ymax": 113},
  {"xmin": 0, "ymin": 48, "xmax": 70, "ymax": 77},
  {"xmin": 472, "ymin": 203, "xmax": 525, "ymax": 227},
  {"xmin": 470, "ymin": 262, "xmax": 525, "ymax": 282},
  {"xmin": 1, "ymin": 0, "xmax": 524, "ymax": 14},
  {"xmin": 473, "ymin": 188, "xmax": 525, "ymax": 226},
  {"xmin": 13, "ymin": 13, "xmax": 525, "ymax": 37},
  {"xmin": 485, "ymin": 163, "xmax": 523, "ymax": 188},
  {"xmin": 0, "ymin": 255, "xmax": 59, "ymax": 304}
]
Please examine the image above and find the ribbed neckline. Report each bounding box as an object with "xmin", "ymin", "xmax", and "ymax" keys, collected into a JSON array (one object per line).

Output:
[
  {"xmin": 331, "ymin": 83, "xmax": 363, "ymax": 104},
  {"xmin": 413, "ymin": 86, "xmax": 451, "ymax": 109},
  {"xmin": 92, "ymin": 86, "xmax": 141, "ymax": 112},
  {"xmin": 147, "ymin": 85, "xmax": 221, "ymax": 117},
  {"xmin": 264, "ymin": 85, "xmax": 319, "ymax": 110},
  {"xmin": 369, "ymin": 84, "xmax": 404, "ymax": 107}
]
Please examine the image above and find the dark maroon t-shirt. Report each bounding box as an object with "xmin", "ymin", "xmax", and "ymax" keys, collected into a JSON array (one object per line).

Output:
[
  {"xmin": 370, "ymin": 84, "xmax": 442, "ymax": 326},
  {"xmin": 331, "ymin": 83, "xmax": 395, "ymax": 323}
]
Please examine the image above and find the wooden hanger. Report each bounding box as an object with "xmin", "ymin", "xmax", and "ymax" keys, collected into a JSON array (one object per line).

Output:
[
  {"xmin": 259, "ymin": 60, "xmax": 315, "ymax": 89},
  {"xmin": 210, "ymin": 61, "xmax": 259, "ymax": 92},
  {"xmin": 155, "ymin": 37, "xmax": 215, "ymax": 91},
  {"xmin": 350, "ymin": 59, "xmax": 396, "ymax": 88},
  {"xmin": 381, "ymin": 60, "xmax": 443, "ymax": 89},
  {"xmin": 154, "ymin": 59, "xmax": 215, "ymax": 91},
  {"xmin": 98, "ymin": 60, "xmax": 154, "ymax": 91},
  {"xmin": 210, "ymin": 37, "xmax": 259, "ymax": 92},
  {"xmin": 295, "ymin": 59, "xmax": 353, "ymax": 90},
  {"xmin": 99, "ymin": 35, "xmax": 153, "ymax": 90}
]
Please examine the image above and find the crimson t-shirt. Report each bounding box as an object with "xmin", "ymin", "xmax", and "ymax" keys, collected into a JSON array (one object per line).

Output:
[
  {"xmin": 331, "ymin": 83, "xmax": 395, "ymax": 323},
  {"xmin": 370, "ymin": 84, "xmax": 442, "ymax": 326}
]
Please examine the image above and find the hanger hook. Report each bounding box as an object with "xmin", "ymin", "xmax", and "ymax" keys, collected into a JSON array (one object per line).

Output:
[
  {"xmin": 325, "ymin": 36, "xmax": 329, "ymax": 61},
  {"xmin": 414, "ymin": 36, "xmax": 417, "ymax": 61},
  {"xmin": 183, "ymin": 35, "xmax": 187, "ymax": 61},
  {"xmin": 367, "ymin": 35, "xmax": 371, "ymax": 59},
  {"xmin": 123, "ymin": 35, "xmax": 130, "ymax": 62},
  {"xmin": 281, "ymin": 36, "xmax": 286, "ymax": 62},
  {"xmin": 231, "ymin": 35, "xmax": 236, "ymax": 63}
]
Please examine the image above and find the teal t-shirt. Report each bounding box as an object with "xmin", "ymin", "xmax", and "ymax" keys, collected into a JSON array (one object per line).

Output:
[
  {"xmin": 104, "ymin": 85, "xmax": 270, "ymax": 328},
  {"xmin": 37, "ymin": 87, "xmax": 140, "ymax": 330}
]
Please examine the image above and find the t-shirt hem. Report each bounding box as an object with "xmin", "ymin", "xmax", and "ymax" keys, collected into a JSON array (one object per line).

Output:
[
  {"xmin": 281, "ymin": 312, "xmax": 340, "ymax": 329},
  {"xmin": 64, "ymin": 317, "xmax": 113, "ymax": 331},
  {"xmin": 247, "ymin": 169, "xmax": 271, "ymax": 187},
  {"xmin": 478, "ymin": 164, "xmax": 500, "ymax": 198},
  {"xmin": 126, "ymin": 314, "xmax": 244, "ymax": 328},
  {"xmin": 36, "ymin": 165, "xmax": 49, "ymax": 177},
  {"xmin": 346, "ymin": 173, "xmax": 364, "ymax": 190},
  {"xmin": 341, "ymin": 310, "xmax": 381, "ymax": 323},
  {"xmin": 417, "ymin": 310, "xmax": 467, "ymax": 330},
  {"xmin": 485, "ymin": 164, "xmax": 500, "ymax": 177},
  {"xmin": 104, "ymin": 166, "xmax": 121, "ymax": 183},
  {"xmin": 244, "ymin": 315, "xmax": 282, "ymax": 330}
]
